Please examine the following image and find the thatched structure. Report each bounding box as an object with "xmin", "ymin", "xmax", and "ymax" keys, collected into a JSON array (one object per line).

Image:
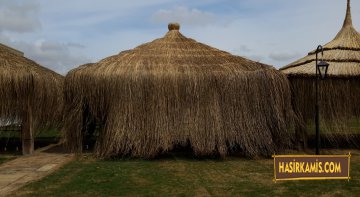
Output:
[
  {"xmin": 64, "ymin": 23, "xmax": 296, "ymax": 158},
  {"xmin": 280, "ymin": 0, "xmax": 360, "ymax": 147},
  {"xmin": 0, "ymin": 43, "xmax": 63, "ymax": 154}
]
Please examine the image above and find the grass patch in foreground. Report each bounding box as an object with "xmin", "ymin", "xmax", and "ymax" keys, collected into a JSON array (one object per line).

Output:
[
  {"xmin": 0, "ymin": 128, "xmax": 60, "ymax": 138},
  {"xmin": 13, "ymin": 150, "xmax": 360, "ymax": 197},
  {"xmin": 0, "ymin": 155, "xmax": 16, "ymax": 164}
]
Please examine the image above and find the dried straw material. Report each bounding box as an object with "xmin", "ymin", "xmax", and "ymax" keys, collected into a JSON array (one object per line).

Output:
[
  {"xmin": 0, "ymin": 44, "xmax": 63, "ymax": 130},
  {"xmin": 64, "ymin": 23, "xmax": 296, "ymax": 158},
  {"xmin": 280, "ymin": 0, "xmax": 360, "ymax": 145},
  {"xmin": 281, "ymin": 0, "xmax": 360, "ymax": 77}
]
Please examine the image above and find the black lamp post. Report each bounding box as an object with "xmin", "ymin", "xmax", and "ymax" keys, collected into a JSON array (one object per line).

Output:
[{"xmin": 315, "ymin": 45, "xmax": 330, "ymax": 155}]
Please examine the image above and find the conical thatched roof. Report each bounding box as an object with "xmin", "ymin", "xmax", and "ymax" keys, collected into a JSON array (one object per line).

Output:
[
  {"xmin": 279, "ymin": 0, "xmax": 360, "ymax": 148},
  {"xmin": 0, "ymin": 43, "xmax": 63, "ymax": 129},
  {"xmin": 64, "ymin": 23, "xmax": 296, "ymax": 158},
  {"xmin": 281, "ymin": 0, "xmax": 360, "ymax": 77}
]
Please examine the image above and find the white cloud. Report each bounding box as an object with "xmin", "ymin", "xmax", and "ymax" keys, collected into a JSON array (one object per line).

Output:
[
  {"xmin": 245, "ymin": 55, "xmax": 265, "ymax": 63},
  {"xmin": 28, "ymin": 40, "xmax": 91, "ymax": 75},
  {"xmin": 151, "ymin": 6, "xmax": 215, "ymax": 26},
  {"xmin": 66, "ymin": 42, "xmax": 86, "ymax": 49},
  {"xmin": 0, "ymin": 0, "xmax": 90, "ymax": 74},
  {"xmin": 1, "ymin": 37, "xmax": 91, "ymax": 75},
  {"xmin": 269, "ymin": 52, "xmax": 301, "ymax": 62},
  {"xmin": 231, "ymin": 45, "xmax": 252, "ymax": 54},
  {"xmin": 0, "ymin": 1, "xmax": 41, "ymax": 33},
  {"xmin": 1, "ymin": 0, "xmax": 359, "ymax": 73}
]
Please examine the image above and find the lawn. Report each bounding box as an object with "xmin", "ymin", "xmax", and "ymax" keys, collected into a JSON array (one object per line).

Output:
[
  {"xmin": 0, "ymin": 128, "xmax": 60, "ymax": 138},
  {"xmin": 0, "ymin": 158, "xmax": 9, "ymax": 164},
  {"xmin": 0, "ymin": 155, "xmax": 16, "ymax": 164},
  {"xmin": 306, "ymin": 119, "xmax": 360, "ymax": 134},
  {"xmin": 0, "ymin": 128, "xmax": 60, "ymax": 153},
  {"xmin": 11, "ymin": 149, "xmax": 360, "ymax": 197}
]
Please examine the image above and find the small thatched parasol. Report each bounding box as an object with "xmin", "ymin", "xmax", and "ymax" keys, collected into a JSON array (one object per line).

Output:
[
  {"xmin": 280, "ymin": 0, "xmax": 360, "ymax": 147},
  {"xmin": 0, "ymin": 43, "xmax": 63, "ymax": 154},
  {"xmin": 64, "ymin": 23, "xmax": 296, "ymax": 158}
]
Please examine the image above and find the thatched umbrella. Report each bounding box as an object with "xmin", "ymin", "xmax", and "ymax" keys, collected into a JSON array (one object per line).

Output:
[
  {"xmin": 0, "ymin": 43, "xmax": 63, "ymax": 154},
  {"xmin": 64, "ymin": 23, "xmax": 296, "ymax": 158},
  {"xmin": 280, "ymin": 0, "xmax": 360, "ymax": 147}
]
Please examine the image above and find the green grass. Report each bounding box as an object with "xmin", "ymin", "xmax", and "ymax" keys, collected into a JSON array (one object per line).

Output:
[
  {"xmin": 12, "ymin": 150, "xmax": 360, "ymax": 197},
  {"xmin": 0, "ymin": 158, "xmax": 8, "ymax": 164},
  {"xmin": 0, "ymin": 155, "xmax": 16, "ymax": 164},
  {"xmin": 0, "ymin": 128, "xmax": 60, "ymax": 138},
  {"xmin": 306, "ymin": 119, "xmax": 360, "ymax": 134},
  {"xmin": 36, "ymin": 128, "xmax": 61, "ymax": 138}
]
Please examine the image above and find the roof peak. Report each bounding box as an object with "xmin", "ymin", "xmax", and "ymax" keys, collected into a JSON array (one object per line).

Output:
[
  {"xmin": 342, "ymin": 0, "xmax": 353, "ymax": 28},
  {"xmin": 168, "ymin": 23, "xmax": 180, "ymax": 31}
]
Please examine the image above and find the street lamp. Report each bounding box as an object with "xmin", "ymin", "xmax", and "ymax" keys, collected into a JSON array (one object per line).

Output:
[
  {"xmin": 315, "ymin": 45, "xmax": 330, "ymax": 155},
  {"xmin": 317, "ymin": 61, "xmax": 330, "ymax": 80}
]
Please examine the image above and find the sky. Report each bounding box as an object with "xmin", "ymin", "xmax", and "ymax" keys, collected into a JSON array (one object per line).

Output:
[{"xmin": 0, "ymin": 0, "xmax": 359, "ymax": 75}]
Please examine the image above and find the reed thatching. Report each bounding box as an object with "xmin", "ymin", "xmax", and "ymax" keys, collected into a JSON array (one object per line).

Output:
[
  {"xmin": 64, "ymin": 23, "xmax": 297, "ymax": 158},
  {"xmin": 0, "ymin": 44, "xmax": 63, "ymax": 132},
  {"xmin": 280, "ymin": 0, "xmax": 360, "ymax": 146}
]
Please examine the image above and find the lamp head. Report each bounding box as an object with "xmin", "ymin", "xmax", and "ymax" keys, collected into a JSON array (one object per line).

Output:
[{"xmin": 317, "ymin": 61, "xmax": 330, "ymax": 79}]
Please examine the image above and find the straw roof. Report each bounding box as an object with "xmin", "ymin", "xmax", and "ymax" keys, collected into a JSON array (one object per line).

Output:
[
  {"xmin": 279, "ymin": 0, "xmax": 360, "ymax": 147},
  {"xmin": 281, "ymin": 0, "xmax": 360, "ymax": 77},
  {"xmin": 0, "ymin": 43, "xmax": 24, "ymax": 56},
  {"xmin": 64, "ymin": 23, "xmax": 296, "ymax": 158},
  {"xmin": 0, "ymin": 43, "xmax": 63, "ymax": 128}
]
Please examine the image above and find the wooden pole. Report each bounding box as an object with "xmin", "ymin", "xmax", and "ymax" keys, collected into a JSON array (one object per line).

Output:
[{"xmin": 22, "ymin": 100, "xmax": 34, "ymax": 155}]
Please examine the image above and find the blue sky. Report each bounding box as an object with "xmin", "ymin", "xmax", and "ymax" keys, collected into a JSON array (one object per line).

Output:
[{"xmin": 0, "ymin": 0, "xmax": 359, "ymax": 75}]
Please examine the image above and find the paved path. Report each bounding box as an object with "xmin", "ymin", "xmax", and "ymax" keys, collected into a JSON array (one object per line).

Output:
[{"xmin": 0, "ymin": 149, "xmax": 73, "ymax": 196}]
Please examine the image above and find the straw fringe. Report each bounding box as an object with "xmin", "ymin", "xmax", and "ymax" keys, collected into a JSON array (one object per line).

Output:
[
  {"xmin": 280, "ymin": 0, "xmax": 360, "ymax": 146},
  {"xmin": 288, "ymin": 77, "xmax": 359, "ymax": 144},
  {"xmin": 0, "ymin": 46, "xmax": 64, "ymax": 130},
  {"xmin": 64, "ymin": 28, "xmax": 297, "ymax": 158}
]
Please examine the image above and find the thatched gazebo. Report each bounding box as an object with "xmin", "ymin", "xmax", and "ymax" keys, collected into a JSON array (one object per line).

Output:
[
  {"xmin": 0, "ymin": 43, "xmax": 63, "ymax": 154},
  {"xmin": 280, "ymin": 0, "xmax": 360, "ymax": 147},
  {"xmin": 64, "ymin": 23, "xmax": 296, "ymax": 158}
]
